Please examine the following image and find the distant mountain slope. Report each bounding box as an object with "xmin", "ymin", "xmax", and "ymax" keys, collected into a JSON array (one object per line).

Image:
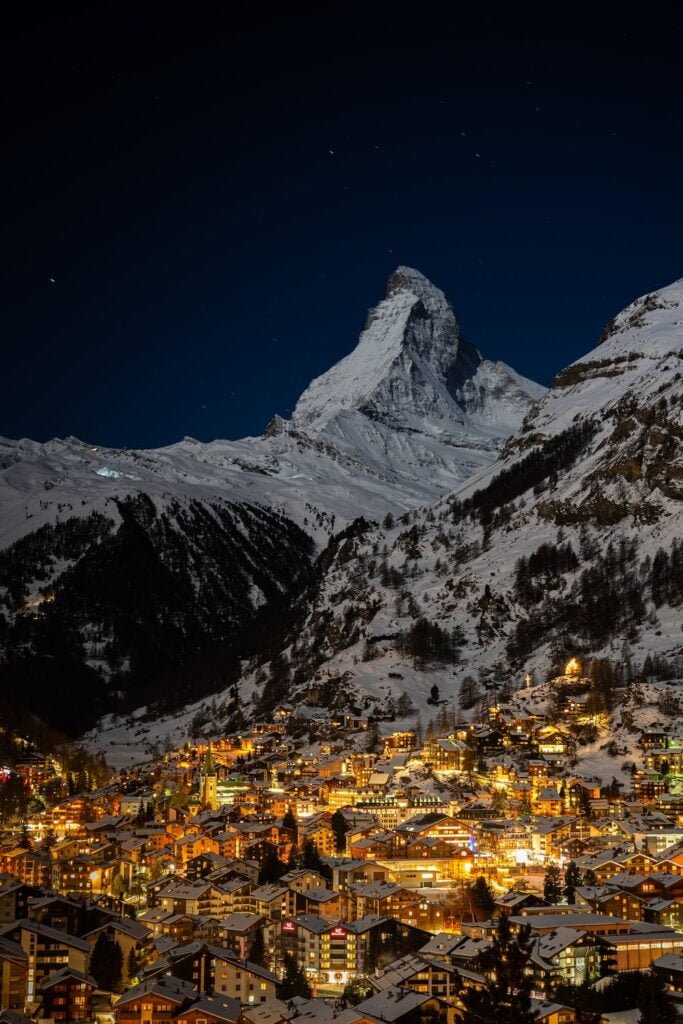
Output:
[{"xmin": 0, "ymin": 268, "xmax": 542, "ymax": 736}]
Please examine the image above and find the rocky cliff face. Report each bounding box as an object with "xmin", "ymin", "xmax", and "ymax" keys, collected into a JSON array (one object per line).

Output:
[{"xmin": 291, "ymin": 266, "xmax": 544, "ymax": 491}]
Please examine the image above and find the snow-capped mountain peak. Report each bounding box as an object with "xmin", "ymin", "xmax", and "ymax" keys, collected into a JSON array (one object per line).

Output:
[
  {"xmin": 291, "ymin": 266, "xmax": 544, "ymax": 487},
  {"xmin": 291, "ymin": 265, "xmax": 459, "ymax": 431}
]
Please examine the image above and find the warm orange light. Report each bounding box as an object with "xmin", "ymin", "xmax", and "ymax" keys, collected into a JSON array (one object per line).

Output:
[{"xmin": 565, "ymin": 657, "xmax": 581, "ymax": 676}]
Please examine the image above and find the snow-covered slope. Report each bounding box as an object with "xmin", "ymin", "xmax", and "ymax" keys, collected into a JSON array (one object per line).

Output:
[
  {"xmin": 208, "ymin": 276, "xmax": 683, "ymax": 731},
  {"xmin": 0, "ymin": 267, "xmax": 543, "ymax": 736},
  {"xmin": 85, "ymin": 276, "xmax": 683, "ymax": 765}
]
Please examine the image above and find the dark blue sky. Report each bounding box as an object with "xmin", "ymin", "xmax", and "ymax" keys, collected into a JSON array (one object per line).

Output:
[{"xmin": 3, "ymin": 4, "xmax": 683, "ymax": 448}]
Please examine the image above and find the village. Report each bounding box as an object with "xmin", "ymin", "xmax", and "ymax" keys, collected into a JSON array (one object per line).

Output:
[{"xmin": 1, "ymin": 662, "xmax": 683, "ymax": 1024}]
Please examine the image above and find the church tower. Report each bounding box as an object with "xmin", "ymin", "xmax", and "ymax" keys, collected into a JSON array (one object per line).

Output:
[{"xmin": 200, "ymin": 743, "xmax": 218, "ymax": 811}]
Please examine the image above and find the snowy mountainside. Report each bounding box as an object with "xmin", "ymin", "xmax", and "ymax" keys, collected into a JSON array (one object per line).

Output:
[
  {"xmin": 0, "ymin": 267, "xmax": 542, "ymax": 737},
  {"xmin": 89, "ymin": 276, "xmax": 683, "ymax": 767},
  {"xmin": 230, "ymin": 278, "xmax": 683, "ymax": 729}
]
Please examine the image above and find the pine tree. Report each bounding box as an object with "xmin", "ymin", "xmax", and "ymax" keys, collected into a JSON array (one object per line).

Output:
[
  {"xmin": 258, "ymin": 847, "xmax": 286, "ymax": 884},
  {"xmin": 90, "ymin": 933, "xmax": 112, "ymax": 990},
  {"xmin": 364, "ymin": 928, "xmax": 381, "ymax": 973},
  {"xmin": 111, "ymin": 873, "xmax": 127, "ymax": 897},
  {"xmin": 126, "ymin": 946, "xmax": 139, "ymax": 983},
  {"xmin": 286, "ymin": 844, "xmax": 299, "ymax": 870},
  {"xmin": 90, "ymin": 932, "xmax": 123, "ymax": 992},
  {"xmin": 460, "ymin": 915, "xmax": 536, "ymax": 1024},
  {"xmin": 111, "ymin": 941, "xmax": 124, "ymax": 993},
  {"xmin": 331, "ymin": 809, "xmax": 349, "ymax": 853},
  {"xmin": 42, "ymin": 827, "xmax": 57, "ymax": 853},
  {"xmin": 637, "ymin": 971, "xmax": 676, "ymax": 1024},
  {"xmin": 301, "ymin": 838, "xmax": 326, "ymax": 875},
  {"xmin": 564, "ymin": 861, "xmax": 582, "ymax": 905},
  {"xmin": 248, "ymin": 928, "xmax": 268, "ymax": 968},
  {"xmin": 280, "ymin": 953, "xmax": 312, "ymax": 999},
  {"xmin": 459, "ymin": 675, "xmax": 480, "ymax": 710},
  {"xmin": 471, "ymin": 876, "xmax": 496, "ymax": 919},
  {"xmin": 283, "ymin": 808, "xmax": 298, "ymax": 845},
  {"xmin": 579, "ymin": 787, "xmax": 593, "ymax": 820},
  {"xmin": 365, "ymin": 722, "xmax": 381, "ymax": 753},
  {"xmin": 343, "ymin": 977, "xmax": 373, "ymax": 1006},
  {"xmin": 544, "ymin": 863, "xmax": 563, "ymax": 904}
]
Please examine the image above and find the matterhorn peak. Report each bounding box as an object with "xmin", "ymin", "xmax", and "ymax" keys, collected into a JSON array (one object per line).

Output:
[
  {"xmin": 291, "ymin": 267, "xmax": 460, "ymax": 432},
  {"xmin": 386, "ymin": 265, "xmax": 450, "ymax": 305},
  {"xmin": 289, "ymin": 266, "xmax": 543, "ymax": 483}
]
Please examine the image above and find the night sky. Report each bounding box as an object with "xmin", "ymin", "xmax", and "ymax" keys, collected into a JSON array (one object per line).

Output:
[{"xmin": 4, "ymin": 4, "xmax": 683, "ymax": 449}]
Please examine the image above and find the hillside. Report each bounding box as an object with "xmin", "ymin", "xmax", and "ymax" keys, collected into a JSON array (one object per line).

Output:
[
  {"xmin": 0, "ymin": 268, "xmax": 540, "ymax": 737},
  {"xmin": 85, "ymin": 276, "xmax": 683, "ymax": 765}
]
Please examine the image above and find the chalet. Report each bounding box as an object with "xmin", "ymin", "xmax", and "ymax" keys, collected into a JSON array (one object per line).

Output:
[
  {"xmin": 280, "ymin": 869, "xmax": 330, "ymax": 893},
  {"xmin": 422, "ymin": 737, "xmax": 466, "ymax": 773},
  {"xmin": 143, "ymin": 941, "xmax": 278, "ymax": 1004},
  {"xmin": 215, "ymin": 913, "xmax": 265, "ymax": 958},
  {"xmin": 248, "ymin": 884, "xmax": 288, "ymax": 921},
  {"xmin": 495, "ymin": 890, "xmax": 545, "ymax": 916},
  {"xmin": 185, "ymin": 854, "xmax": 235, "ymax": 881},
  {"xmin": 39, "ymin": 967, "xmax": 96, "ymax": 1022},
  {"xmin": 0, "ymin": 882, "xmax": 39, "ymax": 925},
  {"xmin": 652, "ymin": 951, "xmax": 683, "ymax": 995},
  {"xmin": 528, "ymin": 928, "xmax": 602, "ymax": 996},
  {"xmin": 355, "ymin": 985, "xmax": 446, "ymax": 1024},
  {"xmin": 574, "ymin": 885, "xmax": 644, "ymax": 922},
  {"xmin": 347, "ymin": 881, "xmax": 407, "ymax": 917},
  {"xmin": 331, "ymin": 861, "xmax": 389, "ymax": 894},
  {"xmin": 0, "ymin": 850, "xmax": 51, "ymax": 889},
  {"xmin": 643, "ymin": 897, "xmax": 683, "ymax": 930},
  {"xmin": 175, "ymin": 994, "xmax": 241, "ymax": 1024},
  {"xmin": 115, "ymin": 976, "xmax": 195, "ymax": 1024},
  {"xmin": 368, "ymin": 952, "xmax": 461, "ymax": 1003},
  {"xmin": 292, "ymin": 887, "xmax": 342, "ymax": 918}
]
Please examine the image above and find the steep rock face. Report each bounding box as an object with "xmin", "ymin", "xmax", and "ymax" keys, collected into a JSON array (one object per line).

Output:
[{"xmin": 291, "ymin": 267, "xmax": 544, "ymax": 490}]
